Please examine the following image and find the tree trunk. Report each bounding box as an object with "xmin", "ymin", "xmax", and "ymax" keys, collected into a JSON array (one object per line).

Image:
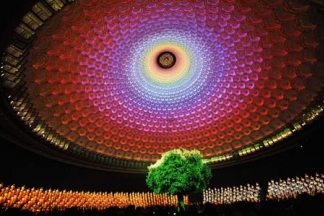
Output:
[{"xmin": 177, "ymin": 193, "xmax": 186, "ymax": 213}]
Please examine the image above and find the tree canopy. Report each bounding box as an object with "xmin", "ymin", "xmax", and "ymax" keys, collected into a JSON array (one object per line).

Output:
[{"xmin": 146, "ymin": 148, "xmax": 212, "ymax": 196}]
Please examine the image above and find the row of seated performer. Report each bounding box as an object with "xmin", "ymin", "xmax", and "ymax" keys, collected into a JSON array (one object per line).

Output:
[{"xmin": 0, "ymin": 173, "xmax": 323, "ymax": 214}]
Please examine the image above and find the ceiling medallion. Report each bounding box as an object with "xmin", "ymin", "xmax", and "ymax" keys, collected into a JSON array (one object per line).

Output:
[{"xmin": 157, "ymin": 51, "xmax": 176, "ymax": 69}]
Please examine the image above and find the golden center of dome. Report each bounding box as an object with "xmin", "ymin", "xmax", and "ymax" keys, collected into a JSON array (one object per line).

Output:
[{"xmin": 157, "ymin": 52, "xmax": 176, "ymax": 69}]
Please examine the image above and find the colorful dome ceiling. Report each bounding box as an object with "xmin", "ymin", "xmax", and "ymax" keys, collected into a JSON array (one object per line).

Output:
[{"xmin": 0, "ymin": 0, "xmax": 324, "ymax": 173}]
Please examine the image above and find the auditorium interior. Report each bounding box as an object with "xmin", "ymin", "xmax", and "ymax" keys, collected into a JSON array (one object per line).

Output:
[{"xmin": 1, "ymin": 0, "xmax": 324, "ymax": 215}]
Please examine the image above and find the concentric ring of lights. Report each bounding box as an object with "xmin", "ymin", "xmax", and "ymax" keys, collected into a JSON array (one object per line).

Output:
[
  {"xmin": 142, "ymin": 41, "xmax": 189, "ymax": 83},
  {"xmin": 124, "ymin": 30, "xmax": 214, "ymax": 114},
  {"xmin": 1, "ymin": 0, "xmax": 323, "ymax": 171}
]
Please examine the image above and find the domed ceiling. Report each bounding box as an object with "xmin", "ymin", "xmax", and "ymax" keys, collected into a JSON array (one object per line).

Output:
[{"xmin": 0, "ymin": 0, "xmax": 324, "ymax": 173}]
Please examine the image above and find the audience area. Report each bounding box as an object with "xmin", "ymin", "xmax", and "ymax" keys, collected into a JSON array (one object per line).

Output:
[{"xmin": 1, "ymin": 173, "xmax": 323, "ymax": 215}]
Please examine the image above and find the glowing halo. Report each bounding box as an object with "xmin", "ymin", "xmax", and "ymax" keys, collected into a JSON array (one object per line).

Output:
[
  {"xmin": 125, "ymin": 29, "xmax": 215, "ymax": 113},
  {"xmin": 144, "ymin": 43, "xmax": 190, "ymax": 84}
]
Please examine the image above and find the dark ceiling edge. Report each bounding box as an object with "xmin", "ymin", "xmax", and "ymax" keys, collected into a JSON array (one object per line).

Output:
[
  {"xmin": 0, "ymin": 96, "xmax": 147, "ymax": 174},
  {"xmin": 0, "ymin": 0, "xmax": 39, "ymax": 52},
  {"xmin": 208, "ymin": 117, "xmax": 323, "ymax": 169},
  {"xmin": 1, "ymin": 100, "xmax": 323, "ymax": 174}
]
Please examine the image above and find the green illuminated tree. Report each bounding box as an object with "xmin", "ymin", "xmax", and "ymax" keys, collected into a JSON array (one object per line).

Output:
[{"xmin": 146, "ymin": 148, "xmax": 212, "ymax": 212}]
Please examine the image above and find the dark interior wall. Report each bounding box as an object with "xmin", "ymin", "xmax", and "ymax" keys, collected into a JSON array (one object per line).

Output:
[
  {"xmin": 0, "ymin": 139, "xmax": 150, "ymax": 192},
  {"xmin": 1, "ymin": 118, "xmax": 323, "ymax": 193}
]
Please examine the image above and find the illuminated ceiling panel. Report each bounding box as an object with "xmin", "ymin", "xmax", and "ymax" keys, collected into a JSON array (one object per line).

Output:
[{"xmin": 0, "ymin": 0, "xmax": 323, "ymax": 173}]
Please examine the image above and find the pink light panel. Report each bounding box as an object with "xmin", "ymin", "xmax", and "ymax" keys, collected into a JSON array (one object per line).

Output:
[{"xmin": 22, "ymin": 0, "xmax": 324, "ymax": 162}]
